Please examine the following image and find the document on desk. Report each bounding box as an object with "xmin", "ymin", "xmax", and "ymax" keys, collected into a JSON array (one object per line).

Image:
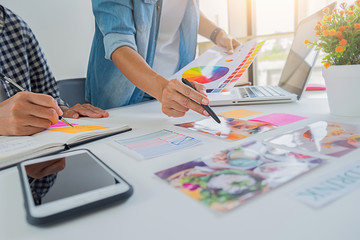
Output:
[
  {"xmin": 111, "ymin": 130, "xmax": 201, "ymax": 159},
  {"xmin": 155, "ymin": 141, "xmax": 325, "ymax": 212},
  {"xmin": 0, "ymin": 117, "xmax": 131, "ymax": 169},
  {"xmin": 176, "ymin": 117, "xmax": 278, "ymax": 141},
  {"xmin": 266, "ymin": 120, "xmax": 360, "ymax": 157},
  {"xmin": 170, "ymin": 39, "xmax": 264, "ymax": 93},
  {"xmin": 293, "ymin": 160, "xmax": 360, "ymax": 208}
]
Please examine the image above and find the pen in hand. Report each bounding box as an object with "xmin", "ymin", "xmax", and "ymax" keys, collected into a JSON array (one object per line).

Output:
[
  {"xmin": 0, "ymin": 72, "xmax": 74, "ymax": 127},
  {"xmin": 181, "ymin": 78, "xmax": 221, "ymax": 124}
]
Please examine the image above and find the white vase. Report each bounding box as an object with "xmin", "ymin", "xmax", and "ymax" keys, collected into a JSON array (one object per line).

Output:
[{"xmin": 322, "ymin": 65, "xmax": 360, "ymax": 117}]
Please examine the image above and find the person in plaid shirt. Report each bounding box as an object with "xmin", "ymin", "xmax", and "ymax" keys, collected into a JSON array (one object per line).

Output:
[{"xmin": 0, "ymin": 5, "xmax": 109, "ymax": 136}]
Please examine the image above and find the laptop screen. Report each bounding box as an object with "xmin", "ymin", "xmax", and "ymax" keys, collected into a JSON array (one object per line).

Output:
[{"xmin": 279, "ymin": 2, "xmax": 336, "ymax": 99}]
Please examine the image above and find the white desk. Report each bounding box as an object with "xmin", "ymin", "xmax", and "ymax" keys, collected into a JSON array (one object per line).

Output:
[{"xmin": 1, "ymin": 91, "xmax": 360, "ymax": 240}]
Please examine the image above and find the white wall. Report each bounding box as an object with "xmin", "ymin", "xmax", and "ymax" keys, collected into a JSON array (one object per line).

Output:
[{"xmin": 1, "ymin": 0, "xmax": 95, "ymax": 80}]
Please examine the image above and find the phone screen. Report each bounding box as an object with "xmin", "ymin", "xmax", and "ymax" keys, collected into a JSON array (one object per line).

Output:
[{"xmin": 24, "ymin": 151, "xmax": 120, "ymax": 206}]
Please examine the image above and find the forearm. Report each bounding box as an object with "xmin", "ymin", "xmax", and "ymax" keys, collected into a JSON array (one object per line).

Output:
[
  {"xmin": 110, "ymin": 46, "xmax": 168, "ymax": 102},
  {"xmin": 198, "ymin": 11, "xmax": 218, "ymax": 39}
]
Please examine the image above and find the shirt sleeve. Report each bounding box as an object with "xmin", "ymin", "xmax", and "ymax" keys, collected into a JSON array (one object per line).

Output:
[
  {"xmin": 92, "ymin": 0, "xmax": 138, "ymax": 60},
  {"xmin": 25, "ymin": 27, "xmax": 67, "ymax": 106}
]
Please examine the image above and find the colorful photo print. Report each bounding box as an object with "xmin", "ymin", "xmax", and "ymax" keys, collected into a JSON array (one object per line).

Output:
[
  {"xmin": 155, "ymin": 141, "xmax": 324, "ymax": 212},
  {"xmin": 175, "ymin": 117, "xmax": 278, "ymax": 141},
  {"xmin": 267, "ymin": 121, "xmax": 360, "ymax": 157}
]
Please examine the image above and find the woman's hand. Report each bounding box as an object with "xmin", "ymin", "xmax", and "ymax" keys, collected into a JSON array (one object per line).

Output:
[
  {"xmin": 160, "ymin": 79, "xmax": 210, "ymax": 118},
  {"xmin": 215, "ymin": 30, "xmax": 241, "ymax": 54}
]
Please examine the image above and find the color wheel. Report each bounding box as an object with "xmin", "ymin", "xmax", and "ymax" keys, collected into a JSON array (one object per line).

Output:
[{"xmin": 182, "ymin": 66, "xmax": 229, "ymax": 84}]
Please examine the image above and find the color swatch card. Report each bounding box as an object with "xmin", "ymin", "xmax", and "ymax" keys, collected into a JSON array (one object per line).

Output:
[
  {"xmin": 176, "ymin": 117, "xmax": 277, "ymax": 141},
  {"xmin": 155, "ymin": 141, "xmax": 324, "ymax": 212},
  {"xmin": 267, "ymin": 121, "xmax": 360, "ymax": 157},
  {"xmin": 171, "ymin": 39, "xmax": 264, "ymax": 94},
  {"xmin": 249, "ymin": 113, "xmax": 307, "ymax": 126},
  {"xmin": 111, "ymin": 130, "xmax": 201, "ymax": 159}
]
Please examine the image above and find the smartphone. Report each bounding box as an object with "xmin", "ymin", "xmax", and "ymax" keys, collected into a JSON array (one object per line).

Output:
[{"xmin": 18, "ymin": 149, "xmax": 133, "ymax": 225}]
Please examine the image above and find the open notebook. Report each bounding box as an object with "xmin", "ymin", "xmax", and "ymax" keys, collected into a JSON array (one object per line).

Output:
[{"xmin": 0, "ymin": 117, "xmax": 131, "ymax": 169}]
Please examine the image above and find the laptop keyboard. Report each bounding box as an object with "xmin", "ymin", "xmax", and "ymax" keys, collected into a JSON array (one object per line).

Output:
[{"xmin": 242, "ymin": 86, "xmax": 286, "ymax": 98}]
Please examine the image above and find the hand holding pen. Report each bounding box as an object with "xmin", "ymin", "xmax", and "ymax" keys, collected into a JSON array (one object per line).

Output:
[
  {"xmin": 0, "ymin": 73, "xmax": 73, "ymax": 136},
  {"xmin": 182, "ymin": 78, "xmax": 221, "ymax": 124}
]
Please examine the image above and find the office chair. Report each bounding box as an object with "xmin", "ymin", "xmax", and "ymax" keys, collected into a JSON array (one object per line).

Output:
[{"xmin": 57, "ymin": 78, "xmax": 87, "ymax": 107}]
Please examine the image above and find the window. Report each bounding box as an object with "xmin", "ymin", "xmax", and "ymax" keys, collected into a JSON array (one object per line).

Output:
[{"xmin": 199, "ymin": 0, "xmax": 354, "ymax": 86}]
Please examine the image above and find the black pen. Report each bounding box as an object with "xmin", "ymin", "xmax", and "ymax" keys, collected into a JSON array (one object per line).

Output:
[
  {"xmin": 0, "ymin": 72, "xmax": 74, "ymax": 127},
  {"xmin": 181, "ymin": 78, "xmax": 221, "ymax": 124}
]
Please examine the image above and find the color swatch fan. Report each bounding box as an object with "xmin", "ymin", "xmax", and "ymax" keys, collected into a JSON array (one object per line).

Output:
[
  {"xmin": 171, "ymin": 39, "xmax": 264, "ymax": 93},
  {"xmin": 182, "ymin": 66, "xmax": 229, "ymax": 84}
]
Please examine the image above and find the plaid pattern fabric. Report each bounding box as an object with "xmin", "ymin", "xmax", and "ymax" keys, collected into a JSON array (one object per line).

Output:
[
  {"xmin": 0, "ymin": 5, "xmax": 65, "ymax": 106},
  {"xmin": 29, "ymin": 174, "xmax": 57, "ymax": 205}
]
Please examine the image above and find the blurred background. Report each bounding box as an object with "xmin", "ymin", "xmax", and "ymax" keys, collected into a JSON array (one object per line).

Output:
[{"xmin": 1, "ymin": 0, "xmax": 355, "ymax": 85}]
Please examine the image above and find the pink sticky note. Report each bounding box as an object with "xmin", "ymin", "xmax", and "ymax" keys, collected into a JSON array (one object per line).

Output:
[
  {"xmin": 48, "ymin": 121, "xmax": 77, "ymax": 129},
  {"xmin": 306, "ymin": 84, "xmax": 326, "ymax": 91},
  {"xmin": 249, "ymin": 113, "xmax": 307, "ymax": 126}
]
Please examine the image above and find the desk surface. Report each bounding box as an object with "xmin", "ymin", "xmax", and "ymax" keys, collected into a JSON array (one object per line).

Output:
[{"xmin": 1, "ymin": 91, "xmax": 360, "ymax": 240}]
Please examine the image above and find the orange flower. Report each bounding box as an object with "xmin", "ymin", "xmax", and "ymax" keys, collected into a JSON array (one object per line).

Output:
[
  {"xmin": 336, "ymin": 31, "xmax": 343, "ymax": 38},
  {"xmin": 318, "ymin": 42, "xmax": 322, "ymax": 47},
  {"xmin": 355, "ymin": 23, "xmax": 360, "ymax": 29},
  {"xmin": 322, "ymin": 24, "xmax": 328, "ymax": 30},
  {"xmin": 314, "ymin": 25, "xmax": 320, "ymax": 30},
  {"xmin": 329, "ymin": 29, "xmax": 336, "ymax": 35},
  {"xmin": 326, "ymin": 16, "xmax": 333, "ymax": 21},
  {"xmin": 347, "ymin": 11, "xmax": 354, "ymax": 15},
  {"xmin": 336, "ymin": 46, "xmax": 344, "ymax": 53},
  {"xmin": 324, "ymin": 62, "xmax": 331, "ymax": 68},
  {"xmin": 346, "ymin": 25, "xmax": 350, "ymax": 30},
  {"xmin": 340, "ymin": 2, "xmax": 347, "ymax": 8},
  {"xmin": 323, "ymin": 7, "xmax": 329, "ymax": 13},
  {"xmin": 339, "ymin": 10, "xmax": 345, "ymax": 15},
  {"xmin": 338, "ymin": 26, "xmax": 346, "ymax": 32},
  {"xmin": 340, "ymin": 39, "xmax": 347, "ymax": 46},
  {"xmin": 304, "ymin": 39, "xmax": 310, "ymax": 45},
  {"xmin": 323, "ymin": 30, "xmax": 330, "ymax": 36},
  {"xmin": 315, "ymin": 31, "xmax": 320, "ymax": 36}
]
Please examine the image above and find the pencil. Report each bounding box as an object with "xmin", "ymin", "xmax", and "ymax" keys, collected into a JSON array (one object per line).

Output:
[{"xmin": 0, "ymin": 72, "xmax": 74, "ymax": 127}]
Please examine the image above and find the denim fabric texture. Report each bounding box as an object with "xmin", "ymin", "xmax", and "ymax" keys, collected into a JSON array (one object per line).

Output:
[{"xmin": 86, "ymin": 0, "xmax": 199, "ymax": 109}]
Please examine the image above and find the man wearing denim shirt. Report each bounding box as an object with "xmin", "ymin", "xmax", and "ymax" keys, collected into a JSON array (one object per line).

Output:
[{"xmin": 87, "ymin": 0, "xmax": 240, "ymax": 118}]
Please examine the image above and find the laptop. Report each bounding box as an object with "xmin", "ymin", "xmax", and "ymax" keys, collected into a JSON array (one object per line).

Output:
[{"xmin": 209, "ymin": 2, "xmax": 336, "ymax": 107}]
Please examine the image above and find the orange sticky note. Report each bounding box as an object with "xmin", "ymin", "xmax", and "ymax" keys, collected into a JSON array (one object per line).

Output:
[
  {"xmin": 48, "ymin": 125, "xmax": 110, "ymax": 134},
  {"xmin": 218, "ymin": 109, "xmax": 263, "ymax": 119}
]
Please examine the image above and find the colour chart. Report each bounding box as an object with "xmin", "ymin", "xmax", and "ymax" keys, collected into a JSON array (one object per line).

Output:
[{"xmin": 171, "ymin": 39, "xmax": 264, "ymax": 93}]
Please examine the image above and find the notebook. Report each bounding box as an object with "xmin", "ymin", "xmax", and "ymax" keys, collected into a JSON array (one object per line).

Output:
[
  {"xmin": 0, "ymin": 117, "xmax": 131, "ymax": 169},
  {"xmin": 208, "ymin": 2, "xmax": 336, "ymax": 107}
]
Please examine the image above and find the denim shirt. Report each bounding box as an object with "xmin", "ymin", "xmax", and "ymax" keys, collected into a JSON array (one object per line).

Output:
[{"xmin": 86, "ymin": 0, "xmax": 199, "ymax": 109}]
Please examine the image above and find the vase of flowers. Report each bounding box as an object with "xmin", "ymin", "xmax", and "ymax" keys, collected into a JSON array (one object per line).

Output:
[{"xmin": 305, "ymin": 1, "xmax": 360, "ymax": 117}]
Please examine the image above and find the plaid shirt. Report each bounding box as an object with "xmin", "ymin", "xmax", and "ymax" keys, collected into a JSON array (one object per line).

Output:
[
  {"xmin": 0, "ymin": 5, "xmax": 65, "ymax": 106},
  {"xmin": 29, "ymin": 174, "xmax": 57, "ymax": 205}
]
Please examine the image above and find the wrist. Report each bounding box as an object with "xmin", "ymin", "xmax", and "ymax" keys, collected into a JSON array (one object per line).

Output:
[
  {"xmin": 152, "ymin": 73, "xmax": 168, "ymax": 103},
  {"xmin": 210, "ymin": 27, "xmax": 225, "ymax": 44}
]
